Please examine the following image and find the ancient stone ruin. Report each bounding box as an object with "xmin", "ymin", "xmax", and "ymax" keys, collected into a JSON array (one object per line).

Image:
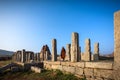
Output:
[
  {"xmin": 39, "ymin": 45, "xmax": 51, "ymax": 61},
  {"xmin": 11, "ymin": 10, "xmax": 120, "ymax": 80},
  {"xmin": 12, "ymin": 49, "xmax": 34, "ymax": 63}
]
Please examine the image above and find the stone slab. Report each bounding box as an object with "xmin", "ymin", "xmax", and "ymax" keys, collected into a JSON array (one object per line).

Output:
[
  {"xmin": 94, "ymin": 69, "xmax": 113, "ymax": 79},
  {"xmin": 85, "ymin": 62, "xmax": 113, "ymax": 69}
]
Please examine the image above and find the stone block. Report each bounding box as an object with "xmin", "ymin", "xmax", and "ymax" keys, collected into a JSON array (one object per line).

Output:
[
  {"xmin": 63, "ymin": 66, "xmax": 75, "ymax": 74},
  {"xmin": 51, "ymin": 64, "xmax": 63, "ymax": 71},
  {"xmin": 84, "ymin": 68, "xmax": 94, "ymax": 77},
  {"xmin": 94, "ymin": 69, "xmax": 113, "ymax": 79},
  {"xmin": 85, "ymin": 62, "xmax": 113, "ymax": 69},
  {"xmin": 31, "ymin": 66, "xmax": 43, "ymax": 73},
  {"xmin": 69, "ymin": 62, "xmax": 85, "ymax": 68},
  {"xmin": 44, "ymin": 61, "xmax": 60, "ymax": 65},
  {"xmin": 75, "ymin": 67, "xmax": 83, "ymax": 76},
  {"xmin": 45, "ymin": 64, "xmax": 51, "ymax": 69}
]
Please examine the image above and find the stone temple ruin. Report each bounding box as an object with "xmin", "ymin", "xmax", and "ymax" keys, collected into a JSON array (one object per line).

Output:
[{"xmin": 3, "ymin": 10, "xmax": 120, "ymax": 80}]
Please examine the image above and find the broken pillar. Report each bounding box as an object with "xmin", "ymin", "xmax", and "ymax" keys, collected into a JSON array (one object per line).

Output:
[
  {"xmin": 84, "ymin": 38, "xmax": 91, "ymax": 61},
  {"xmin": 93, "ymin": 43, "xmax": 99, "ymax": 61},
  {"xmin": 66, "ymin": 44, "xmax": 71, "ymax": 61},
  {"xmin": 52, "ymin": 39, "xmax": 57, "ymax": 61},
  {"xmin": 71, "ymin": 32, "xmax": 79, "ymax": 62}
]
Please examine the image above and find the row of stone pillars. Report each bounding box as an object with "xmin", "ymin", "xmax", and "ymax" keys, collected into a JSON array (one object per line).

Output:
[
  {"xmin": 51, "ymin": 32, "xmax": 99, "ymax": 62},
  {"xmin": 12, "ymin": 49, "xmax": 34, "ymax": 63}
]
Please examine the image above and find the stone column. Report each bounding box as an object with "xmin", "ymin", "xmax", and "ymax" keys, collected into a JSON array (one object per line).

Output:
[
  {"xmin": 45, "ymin": 51, "xmax": 49, "ymax": 61},
  {"xmin": 79, "ymin": 46, "xmax": 81, "ymax": 60},
  {"xmin": 114, "ymin": 10, "xmax": 120, "ymax": 80},
  {"xmin": 28, "ymin": 53, "xmax": 31, "ymax": 62},
  {"xmin": 20, "ymin": 51, "xmax": 22, "ymax": 62},
  {"xmin": 32, "ymin": 53, "xmax": 34, "ymax": 61},
  {"xmin": 34, "ymin": 54, "xmax": 37, "ymax": 62},
  {"xmin": 52, "ymin": 39, "xmax": 57, "ymax": 61},
  {"xmin": 19, "ymin": 52, "xmax": 20, "ymax": 62},
  {"xmin": 36, "ymin": 53, "xmax": 38, "ymax": 61},
  {"xmin": 21, "ymin": 49, "xmax": 26, "ymax": 63},
  {"xmin": 93, "ymin": 43, "xmax": 99, "ymax": 61},
  {"xmin": 71, "ymin": 32, "xmax": 79, "ymax": 62},
  {"xmin": 66, "ymin": 44, "xmax": 71, "ymax": 61},
  {"xmin": 84, "ymin": 38, "xmax": 91, "ymax": 61}
]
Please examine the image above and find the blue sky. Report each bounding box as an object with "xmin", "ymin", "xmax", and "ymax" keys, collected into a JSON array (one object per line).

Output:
[{"xmin": 0, "ymin": 0, "xmax": 120, "ymax": 54}]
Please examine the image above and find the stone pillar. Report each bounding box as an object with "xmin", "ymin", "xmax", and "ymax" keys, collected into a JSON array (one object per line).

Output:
[
  {"xmin": 21, "ymin": 49, "xmax": 26, "ymax": 63},
  {"xmin": 45, "ymin": 51, "xmax": 49, "ymax": 61},
  {"xmin": 20, "ymin": 51, "xmax": 22, "ymax": 62},
  {"xmin": 52, "ymin": 39, "xmax": 57, "ymax": 61},
  {"xmin": 84, "ymin": 38, "xmax": 91, "ymax": 61},
  {"xmin": 32, "ymin": 53, "xmax": 34, "ymax": 61},
  {"xmin": 34, "ymin": 54, "xmax": 37, "ymax": 62},
  {"xmin": 79, "ymin": 46, "xmax": 81, "ymax": 60},
  {"xmin": 114, "ymin": 10, "xmax": 120, "ymax": 80},
  {"xmin": 28, "ymin": 53, "xmax": 31, "ymax": 62},
  {"xmin": 93, "ymin": 43, "xmax": 99, "ymax": 61},
  {"xmin": 19, "ymin": 52, "xmax": 20, "ymax": 62},
  {"xmin": 17, "ymin": 53, "xmax": 19, "ymax": 62},
  {"xmin": 71, "ymin": 32, "xmax": 79, "ymax": 62},
  {"xmin": 36, "ymin": 53, "xmax": 38, "ymax": 61},
  {"xmin": 66, "ymin": 44, "xmax": 71, "ymax": 61}
]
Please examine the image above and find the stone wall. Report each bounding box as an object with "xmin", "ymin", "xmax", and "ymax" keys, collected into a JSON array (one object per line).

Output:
[{"xmin": 44, "ymin": 61, "xmax": 113, "ymax": 80}]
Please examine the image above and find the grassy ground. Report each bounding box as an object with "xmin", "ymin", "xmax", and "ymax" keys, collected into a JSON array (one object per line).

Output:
[
  {"xmin": 0, "ymin": 70, "xmax": 85, "ymax": 80},
  {"xmin": 0, "ymin": 60, "xmax": 12, "ymax": 67}
]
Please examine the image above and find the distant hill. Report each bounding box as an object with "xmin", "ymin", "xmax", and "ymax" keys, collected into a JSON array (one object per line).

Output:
[{"xmin": 0, "ymin": 49, "xmax": 14, "ymax": 57}]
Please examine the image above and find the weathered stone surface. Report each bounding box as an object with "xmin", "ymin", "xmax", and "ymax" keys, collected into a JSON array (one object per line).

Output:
[
  {"xmin": 85, "ymin": 62, "xmax": 113, "ymax": 69},
  {"xmin": 45, "ymin": 64, "xmax": 51, "ymax": 69},
  {"xmin": 94, "ymin": 69, "xmax": 113, "ymax": 79},
  {"xmin": 61, "ymin": 62, "xmax": 70, "ymax": 66},
  {"xmin": 45, "ymin": 51, "xmax": 49, "ymax": 61},
  {"xmin": 93, "ymin": 43, "xmax": 99, "ymax": 61},
  {"xmin": 114, "ymin": 10, "xmax": 120, "ymax": 80},
  {"xmin": 94, "ymin": 77, "xmax": 104, "ymax": 80},
  {"xmin": 82, "ymin": 39, "xmax": 91, "ymax": 61},
  {"xmin": 78, "ymin": 46, "xmax": 81, "ymax": 60},
  {"xmin": 75, "ymin": 62, "xmax": 85, "ymax": 68},
  {"xmin": 63, "ymin": 66, "xmax": 75, "ymax": 74},
  {"xmin": 75, "ymin": 67, "xmax": 83, "ymax": 75},
  {"xmin": 52, "ymin": 39, "xmax": 57, "ymax": 61},
  {"xmin": 66, "ymin": 44, "xmax": 71, "ymax": 61},
  {"xmin": 40, "ymin": 45, "xmax": 51, "ymax": 61},
  {"xmin": 69, "ymin": 62, "xmax": 85, "ymax": 68},
  {"xmin": 31, "ymin": 66, "xmax": 43, "ymax": 73},
  {"xmin": 51, "ymin": 65, "xmax": 59, "ymax": 69},
  {"xmin": 44, "ymin": 61, "xmax": 60, "ymax": 65},
  {"xmin": 84, "ymin": 68, "xmax": 94, "ymax": 77},
  {"xmin": 21, "ymin": 49, "xmax": 26, "ymax": 63},
  {"xmin": 71, "ymin": 32, "xmax": 79, "ymax": 62},
  {"xmin": 45, "ymin": 63, "xmax": 63, "ymax": 71}
]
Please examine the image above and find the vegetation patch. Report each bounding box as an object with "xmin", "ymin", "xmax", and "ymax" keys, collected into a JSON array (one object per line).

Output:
[{"xmin": 0, "ymin": 69, "xmax": 86, "ymax": 80}]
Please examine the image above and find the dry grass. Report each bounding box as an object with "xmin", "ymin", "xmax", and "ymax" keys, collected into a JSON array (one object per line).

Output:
[{"xmin": 0, "ymin": 60, "xmax": 12, "ymax": 67}]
